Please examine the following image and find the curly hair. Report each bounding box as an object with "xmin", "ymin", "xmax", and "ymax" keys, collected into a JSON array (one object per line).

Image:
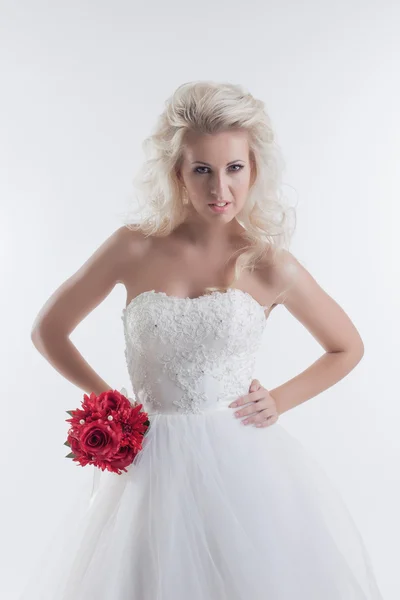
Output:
[{"xmin": 119, "ymin": 80, "xmax": 297, "ymax": 296}]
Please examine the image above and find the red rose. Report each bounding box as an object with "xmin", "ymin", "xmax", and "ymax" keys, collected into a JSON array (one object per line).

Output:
[
  {"xmin": 95, "ymin": 389, "xmax": 131, "ymax": 413},
  {"xmin": 65, "ymin": 388, "xmax": 150, "ymax": 475}
]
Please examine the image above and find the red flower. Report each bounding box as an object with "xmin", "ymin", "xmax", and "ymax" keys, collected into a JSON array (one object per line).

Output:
[
  {"xmin": 95, "ymin": 389, "xmax": 131, "ymax": 413},
  {"xmin": 65, "ymin": 388, "xmax": 150, "ymax": 475}
]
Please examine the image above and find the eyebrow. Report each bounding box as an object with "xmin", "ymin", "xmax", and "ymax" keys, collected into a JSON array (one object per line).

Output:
[{"xmin": 191, "ymin": 160, "xmax": 245, "ymax": 166}]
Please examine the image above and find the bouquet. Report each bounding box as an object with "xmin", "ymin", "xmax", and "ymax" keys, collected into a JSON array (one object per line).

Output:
[{"xmin": 65, "ymin": 387, "xmax": 150, "ymax": 475}]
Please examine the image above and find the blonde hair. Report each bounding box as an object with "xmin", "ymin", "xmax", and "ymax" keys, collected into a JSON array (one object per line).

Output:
[{"xmin": 120, "ymin": 80, "xmax": 297, "ymax": 297}]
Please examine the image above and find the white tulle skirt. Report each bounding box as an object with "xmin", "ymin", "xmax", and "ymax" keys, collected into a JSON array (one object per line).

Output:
[{"xmin": 18, "ymin": 408, "xmax": 383, "ymax": 599}]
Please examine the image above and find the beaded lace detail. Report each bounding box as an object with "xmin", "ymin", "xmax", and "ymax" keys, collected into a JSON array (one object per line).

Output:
[{"xmin": 121, "ymin": 289, "xmax": 268, "ymax": 415}]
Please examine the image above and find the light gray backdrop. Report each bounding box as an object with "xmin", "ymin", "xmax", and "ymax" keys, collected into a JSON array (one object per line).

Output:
[{"xmin": 1, "ymin": 1, "xmax": 398, "ymax": 598}]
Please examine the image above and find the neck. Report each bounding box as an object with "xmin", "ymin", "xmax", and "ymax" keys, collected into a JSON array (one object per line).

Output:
[{"xmin": 176, "ymin": 213, "xmax": 247, "ymax": 251}]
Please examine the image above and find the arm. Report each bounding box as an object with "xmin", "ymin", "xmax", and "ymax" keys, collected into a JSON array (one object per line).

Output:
[
  {"xmin": 31, "ymin": 226, "xmax": 133, "ymax": 396},
  {"xmin": 267, "ymin": 251, "xmax": 365, "ymax": 416}
]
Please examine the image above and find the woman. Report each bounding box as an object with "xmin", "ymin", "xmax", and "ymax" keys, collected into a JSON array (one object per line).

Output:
[{"xmin": 23, "ymin": 81, "xmax": 383, "ymax": 599}]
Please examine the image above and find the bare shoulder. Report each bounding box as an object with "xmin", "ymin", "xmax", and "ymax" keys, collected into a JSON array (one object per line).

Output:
[
  {"xmin": 69, "ymin": 224, "xmax": 148, "ymax": 285},
  {"xmin": 257, "ymin": 247, "xmax": 302, "ymax": 305},
  {"xmin": 90, "ymin": 224, "xmax": 151, "ymax": 281},
  {"xmin": 116, "ymin": 225, "xmax": 153, "ymax": 282},
  {"xmin": 31, "ymin": 225, "xmax": 148, "ymax": 336},
  {"xmin": 260, "ymin": 248, "xmax": 364, "ymax": 354}
]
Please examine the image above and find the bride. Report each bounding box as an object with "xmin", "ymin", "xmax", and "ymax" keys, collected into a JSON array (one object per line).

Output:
[{"xmin": 24, "ymin": 80, "xmax": 384, "ymax": 599}]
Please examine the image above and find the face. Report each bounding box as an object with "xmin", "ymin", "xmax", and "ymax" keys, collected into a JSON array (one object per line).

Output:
[{"xmin": 177, "ymin": 129, "xmax": 255, "ymax": 221}]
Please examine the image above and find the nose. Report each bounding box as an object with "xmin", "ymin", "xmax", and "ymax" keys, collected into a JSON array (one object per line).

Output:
[{"xmin": 210, "ymin": 173, "xmax": 229, "ymax": 199}]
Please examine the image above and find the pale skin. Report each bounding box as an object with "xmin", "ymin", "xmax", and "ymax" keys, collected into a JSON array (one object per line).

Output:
[{"xmin": 31, "ymin": 129, "xmax": 365, "ymax": 427}]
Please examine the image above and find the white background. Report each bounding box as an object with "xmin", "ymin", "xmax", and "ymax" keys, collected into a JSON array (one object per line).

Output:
[{"xmin": 1, "ymin": 1, "xmax": 399, "ymax": 598}]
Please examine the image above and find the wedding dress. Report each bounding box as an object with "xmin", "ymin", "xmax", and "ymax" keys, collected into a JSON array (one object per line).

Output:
[{"xmin": 18, "ymin": 288, "xmax": 384, "ymax": 599}]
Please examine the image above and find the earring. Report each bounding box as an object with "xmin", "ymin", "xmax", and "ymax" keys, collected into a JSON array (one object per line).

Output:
[{"xmin": 182, "ymin": 186, "xmax": 189, "ymax": 205}]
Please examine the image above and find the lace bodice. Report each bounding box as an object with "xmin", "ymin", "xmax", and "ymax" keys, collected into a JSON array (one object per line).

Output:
[{"xmin": 121, "ymin": 288, "xmax": 268, "ymax": 416}]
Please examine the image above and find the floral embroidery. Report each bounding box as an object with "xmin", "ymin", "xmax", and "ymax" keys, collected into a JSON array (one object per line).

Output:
[{"xmin": 121, "ymin": 289, "xmax": 267, "ymax": 415}]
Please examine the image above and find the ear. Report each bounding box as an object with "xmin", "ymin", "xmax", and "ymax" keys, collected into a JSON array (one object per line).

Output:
[
  {"xmin": 249, "ymin": 157, "xmax": 257, "ymax": 187},
  {"xmin": 175, "ymin": 166, "xmax": 184, "ymax": 186}
]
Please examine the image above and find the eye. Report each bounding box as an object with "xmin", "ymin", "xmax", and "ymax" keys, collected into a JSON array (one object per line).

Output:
[{"xmin": 194, "ymin": 164, "xmax": 244, "ymax": 174}]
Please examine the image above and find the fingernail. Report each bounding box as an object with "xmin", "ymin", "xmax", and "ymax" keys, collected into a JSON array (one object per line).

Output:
[{"xmin": 230, "ymin": 402, "xmax": 237, "ymax": 408}]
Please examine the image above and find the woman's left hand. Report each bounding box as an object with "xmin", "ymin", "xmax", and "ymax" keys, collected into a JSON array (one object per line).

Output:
[{"xmin": 228, "ymin": 379, "xmax": 279, "ymax": 427}]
